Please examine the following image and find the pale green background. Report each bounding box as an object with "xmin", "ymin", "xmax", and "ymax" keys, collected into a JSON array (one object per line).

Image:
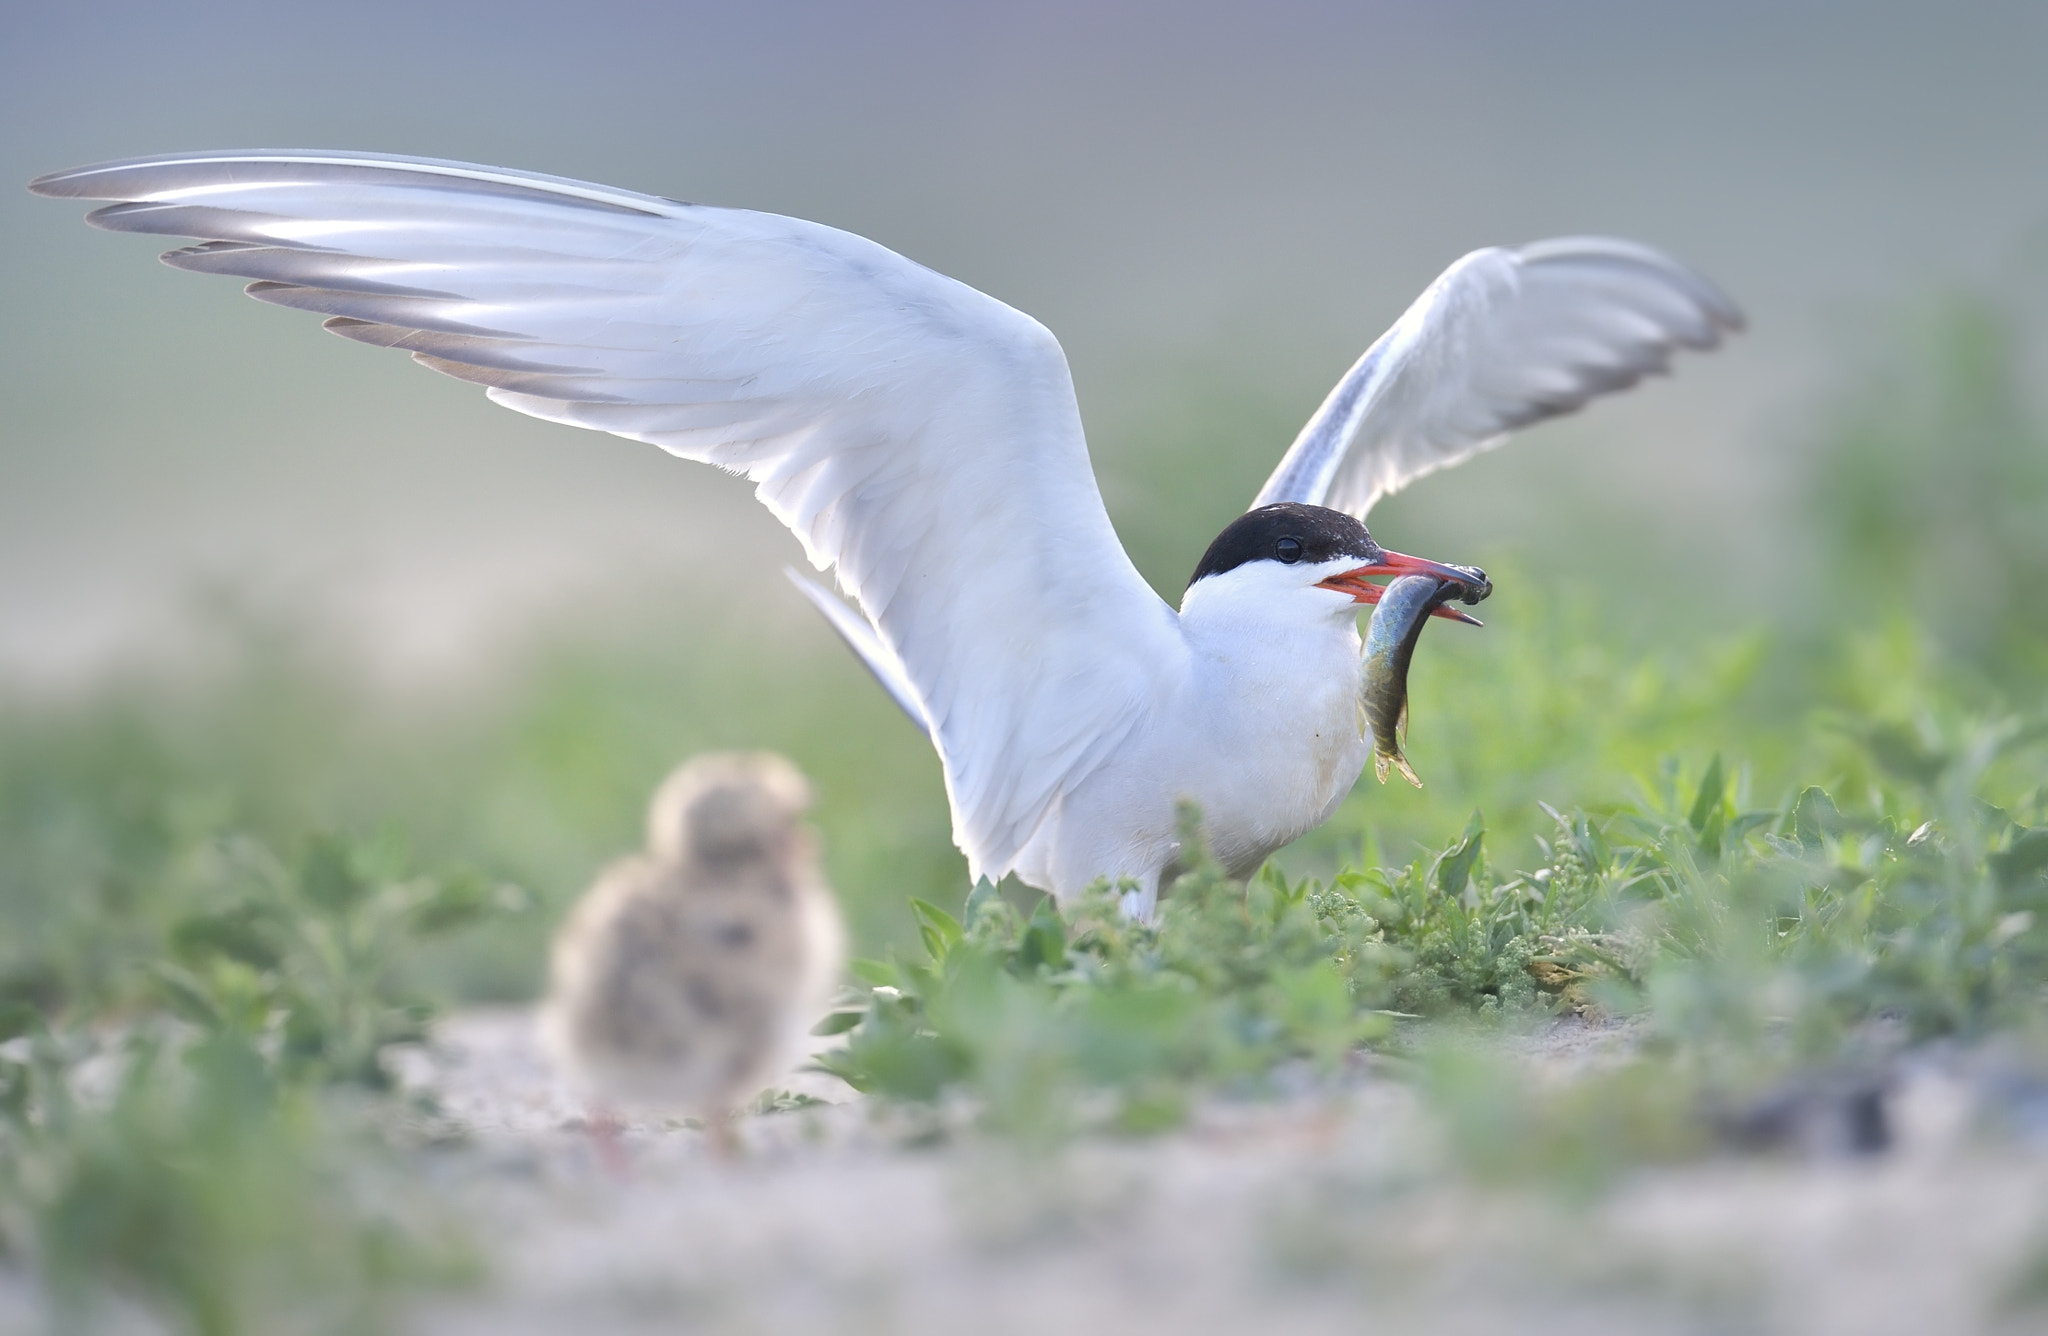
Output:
[{"xmin": 4, "ymin": 0, "xmax": 2046, "ymax": 682}]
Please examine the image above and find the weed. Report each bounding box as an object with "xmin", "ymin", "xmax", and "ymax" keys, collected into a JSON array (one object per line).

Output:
[
  {"xmin": 0, "ymin": 286, "xmax": 2044, "ymax": 1325},
  {"xmin": 151, "ymin": 830, "xmax": 529, "ymax": 1088},
  {"xmin": 0, "ymin": 1022, "xmax": 476, "ymax": 1336},
  {"xmin": 818, "ymin": 714, "xmax": 2048, "ymax": 1149}
]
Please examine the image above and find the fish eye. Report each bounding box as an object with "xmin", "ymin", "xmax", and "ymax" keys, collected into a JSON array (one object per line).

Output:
[{"xmin": 1275, "ymin": 537, "xmax": 1303, "ymax": 563}]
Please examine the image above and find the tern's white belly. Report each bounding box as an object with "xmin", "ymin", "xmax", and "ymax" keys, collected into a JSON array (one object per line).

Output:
[
  {"xmin": 1010, "ymin": 602, "xmax": 1371, "ymax": 912},
  {"xmin": 1180, "ymin": 643, "xmax": 1370, "ymax": 877}
]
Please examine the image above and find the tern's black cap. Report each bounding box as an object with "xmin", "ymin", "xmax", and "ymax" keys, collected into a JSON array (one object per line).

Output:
[{"xmin": 1187, "ymin": 503, "xmax": 1380, "ymax": 589}]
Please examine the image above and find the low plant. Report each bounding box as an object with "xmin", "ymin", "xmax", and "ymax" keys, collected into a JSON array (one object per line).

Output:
[
  {"xmin": 149, "ymin": 831, "xmax": 528, "ymax": 1088},
  {"xmin": 817, "ymin": 713, "xmax": 2048, "ymax": 1150},
  {"xmin": 0, "ymin": 1021, "xmax": 474, "ymax": 1336},
  {"xmin": 0, "ymin": 827, "xmax": 514, "ymax": 1333}
]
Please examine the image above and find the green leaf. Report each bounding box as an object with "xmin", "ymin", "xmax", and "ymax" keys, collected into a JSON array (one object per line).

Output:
[
  {"xmin": 407, "ymin": 873, "xmax": 504, "ymax": 934},
  {"xmin": 1688, "ymin": 755, "xmax": 1725, "ymax": 834},
  {"xmin": 1727, "ymin": 812, "xmax": 1777, "ymax": 844},
  {"xmin": 810, "ymin": 1050, "xmax": 875, "ymax": 1094},
  {"xmin": 1990, "ymin": 828, "xmax": 2048, "ymax": 892},
  {"xmin": 145, "ymin": 962, "xmax": 224, "ymax": 1028},
  {"xmin": 1580, "ymin": 815, "xmax": 1613, "ymax": 875},
  {"xmin": 281, "ymin": 1000, "xmax": 332, "ymax": 1066},
  {"xmin": 1696, "ymin": 807, "xmax": 1725, "ymax": 861},
  {"xmin": 1071, "ymin": 987, "xmax": 1205, "ymax": 1084},
  {"xmin": 183, "ymin": 1030, "xmax": 279, "ymax": 1122},
  {"xmin": 848, "ymin": 958, "xmax": 898, "ymax": 989},
  {"xmin": 837, "ymin": 1023, "xmax": 970, "ymax": 1101},
  {"xmin": 1434, "ymin": 811, "xmax": 1486, "ymax": 900},
  {"xmin": 0, "ymin": 1057, "xmax": 31, "ymax": 1119},
  {"xmin": 298, "ymin": 834, "xmax": 371, "ymax": 914},
  {"xmin": 900, "ymin": 958, "xmax": 942, "ymax": 1000},
  {"xmin": 810, "ymin": 1008, "xmax": 866, "ymax": 1037},
  {"xmin": 169, "ymin": 903, "xmax": 284, "ymax": 971},
  {"xmin": 1017, "ymin": 898, "xmax": 1069, "ymax": 973},
  {"xmin": 0, "ymin": 1001, "xmax": 40, "ymax": 1044},
  {"xmin": 1858, "ymin": 721, "xmax": 1946, "ymax": 787},
  {"xmin": 909, "ymin": 898, "xmax": 964, "ymax": 963},
  {"xmin": 961, "ymin": 879, "xmax": 1004, "ymax": 927},
  {"xmin": 1792, "ymin": 786, "xmax": 1843, "ymax": 850}
]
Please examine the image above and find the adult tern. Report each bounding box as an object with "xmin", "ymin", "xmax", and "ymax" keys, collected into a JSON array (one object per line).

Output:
[{"xmin": 31, "ymin": 151, "xmax": 1740, "ymax": 918}]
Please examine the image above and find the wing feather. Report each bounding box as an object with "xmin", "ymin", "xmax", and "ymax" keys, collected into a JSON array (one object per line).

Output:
[
  {"xmin": 784, "ymin": 568, "xmax": 930, "ymax": 735},
  {"xmin": 1253, "ymin": 237, "xmax": 1741, "ymax": 518},
  {"xmin": 33, "ymin": 149, "xmax": 1175, "ymax": 882}
]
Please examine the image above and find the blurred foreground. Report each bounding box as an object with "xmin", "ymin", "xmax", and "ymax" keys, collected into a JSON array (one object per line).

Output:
[{"xmin": 1, "ymin": 298, "xmax": 2045, "ymax": 1332}]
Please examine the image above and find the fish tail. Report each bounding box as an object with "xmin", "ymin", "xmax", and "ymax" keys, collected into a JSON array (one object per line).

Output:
[{"xmin": 1374, "ymin": 748, "xmax": 1425, "ymax": 788}]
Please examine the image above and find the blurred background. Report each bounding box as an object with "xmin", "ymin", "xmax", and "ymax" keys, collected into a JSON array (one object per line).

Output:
[{"xmin": 4, "ymin": 0, "xmax": 2046, "ymax": 999}]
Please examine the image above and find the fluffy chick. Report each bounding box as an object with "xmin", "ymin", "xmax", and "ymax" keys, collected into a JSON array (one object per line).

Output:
[{"xmin": 542, "ymin": 752, "xmax": 845, "ymax": 1147}]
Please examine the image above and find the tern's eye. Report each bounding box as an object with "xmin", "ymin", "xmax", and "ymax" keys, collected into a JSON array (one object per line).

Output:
[{"xmin": 1275, "ymin": 537, "xmax": 1303, "ymax": 563}]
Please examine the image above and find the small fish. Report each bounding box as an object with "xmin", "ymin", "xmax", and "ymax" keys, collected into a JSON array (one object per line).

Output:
[{"xmin": 1360, "ymin": 568, "xmax": 1489, "ymax": 787}]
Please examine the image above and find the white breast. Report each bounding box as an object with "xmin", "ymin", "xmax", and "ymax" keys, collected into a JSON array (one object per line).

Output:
[
  {"xmin": 1175, "ymin": 591, "xmax": 1371, "ymax": 876},
  {"xmin": 1007, "ymin": 564, "xmax": 1371, "ymax": 917}
]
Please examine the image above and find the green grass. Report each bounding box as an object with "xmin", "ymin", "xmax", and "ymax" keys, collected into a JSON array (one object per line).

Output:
[
  {"xmin": 1, "ymin": 289, "xmax": 2045, "ymax": 1329},
  {"xmin": 818, "ymin": 706, "xmax": 2047, "ymax": 1138},
  {"xmin": 1, "ymin": 1021, "xmax": 475, "ymax": 1336}
]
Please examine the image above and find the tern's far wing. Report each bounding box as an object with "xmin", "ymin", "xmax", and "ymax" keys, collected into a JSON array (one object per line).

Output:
[
  {"xmin": 33, "ymin": 150, "xmax": 1176, "ymax": 883},
  {"xmin": 1252, "ymin": 237, "xmax": 1742, "ymax": 518}
]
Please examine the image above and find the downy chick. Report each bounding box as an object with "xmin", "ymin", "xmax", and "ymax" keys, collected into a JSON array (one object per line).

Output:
[{"xmin": 542, "ymin": 752, "xmax": 845, "ymax": 1150}]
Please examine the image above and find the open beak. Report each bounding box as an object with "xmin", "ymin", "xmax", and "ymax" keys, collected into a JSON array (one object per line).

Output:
[{"xmin": 1317, "ymin": 550, "xmax": 1490, "ymax": 626}]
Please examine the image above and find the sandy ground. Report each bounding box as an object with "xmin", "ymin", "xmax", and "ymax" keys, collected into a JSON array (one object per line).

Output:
[
  {"xmin": 4, "ymin": 1010, "xmax": 2043, "ymax": 1334},
  {"xmin": 352, "ymin": 1010, "xmax": 2048, "ymax": 1336}
]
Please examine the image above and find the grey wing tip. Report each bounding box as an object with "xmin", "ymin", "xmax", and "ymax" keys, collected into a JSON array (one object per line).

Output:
[
  {"xmin": 1713, "ymin": 293, "xmax": 1749, "ymax": 336},
  {"xmin": 1517, "ymin": 234, "xmax": 1746, "ymax": 340},
  {"xmin": 27, "ymin": 149, "xmax": 682, "ymax": 219},
  {"xmin": 26, "ymin": 159, "xmax": 136, "ymax": 197},
  {"xmin": 28, "ymin": 149, "xmax": 299, "ymax": 198}
]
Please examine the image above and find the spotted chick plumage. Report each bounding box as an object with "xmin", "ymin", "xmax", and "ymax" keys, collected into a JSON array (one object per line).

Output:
[{"xmin": 541, "ymin": 753, "xmax": 845, "ymax": 1127}]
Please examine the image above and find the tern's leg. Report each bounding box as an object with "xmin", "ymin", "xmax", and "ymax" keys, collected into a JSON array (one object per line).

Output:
[{"xmin": 587, "ymin": 1105, "xmax": 630, "ymax": 1179}]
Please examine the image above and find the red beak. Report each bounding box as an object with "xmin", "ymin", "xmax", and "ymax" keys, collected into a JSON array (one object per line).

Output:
[{"xmin": 1316, "ymin": 550, "xmax": 1488, "ymax": 625}]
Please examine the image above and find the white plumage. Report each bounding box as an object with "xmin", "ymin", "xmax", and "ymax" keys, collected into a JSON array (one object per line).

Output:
[
  {"xmin": 1255, "ymin": 237, "xmax": 1742, "ymax": 516},
  {"xmin": 32, "ymin": 151, "xmax": 1740, "ymax": 915}
]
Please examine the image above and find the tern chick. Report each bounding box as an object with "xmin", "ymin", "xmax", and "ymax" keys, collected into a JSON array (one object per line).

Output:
[{"xmin": 541, "ymin": 752, "xmax": 846, "ymax": 1152}]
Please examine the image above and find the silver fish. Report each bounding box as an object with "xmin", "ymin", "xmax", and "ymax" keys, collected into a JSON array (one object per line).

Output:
[{"xmin": 1360, "ymin": 568, "xmax": 1489, "ymax": 787}]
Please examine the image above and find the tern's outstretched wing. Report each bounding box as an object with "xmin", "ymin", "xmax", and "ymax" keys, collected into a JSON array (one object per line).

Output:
[
  {"xmin": 783, "ymin": 568, "xmax": 930, "ymax": 736},
  {"xmin": 32, "ymin": 150, "xmax": 1176, "ymax": 883},
  {"xmin": 1252, "ymin": 238, "xmax": 1742, "ymax": 519}
]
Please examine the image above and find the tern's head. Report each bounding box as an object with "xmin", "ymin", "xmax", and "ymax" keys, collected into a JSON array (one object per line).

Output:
[
  {"xmin": 1181, "ymin": 503, "xmax": 1485, "ymax": 623},
  {"xmin": 647, "ymin": 752, "xmax": 814, "ymax": 869}
]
